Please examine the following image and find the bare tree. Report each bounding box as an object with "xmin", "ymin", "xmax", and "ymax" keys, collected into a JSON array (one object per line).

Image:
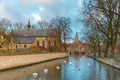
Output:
[
  {"xmin": 81, "ymin": 0, "xmax": 120, "ymax": 57},
  {"xmin": 50, "ymin": 16, "xmax": 72, "ymax": 51},
  {"xmin": 0, "ymin": 17, "xmax": 13, "ymax": 50},
  {"xmin": 38, "ymin": 21, "xmax": 49, "ymax": 29},
  {"xmin": 13, "ymin": 23, "xmax": 25, "ymax": 30}
]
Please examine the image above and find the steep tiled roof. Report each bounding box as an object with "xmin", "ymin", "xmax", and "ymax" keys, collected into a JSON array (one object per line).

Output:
[
  {"xmin": 11, "ymin": 28, "xmax": 58, "ymax": 44},
  {"xmin": 11, "ymin": 28, "xmax": 58, "ymax": 38},
  {"xmin": 14, "ymin": 37, "xmax": 35, "ymax": 44}
]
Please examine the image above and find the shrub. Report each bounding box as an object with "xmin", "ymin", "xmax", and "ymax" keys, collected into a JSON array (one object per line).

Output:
[{"xmin": 39, "ymin": 46, "xmax": 45, "ymax": 51}]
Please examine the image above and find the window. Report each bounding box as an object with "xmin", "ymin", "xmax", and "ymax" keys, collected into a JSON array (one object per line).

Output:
[
  {"xmin": 54, "ymin": 40, "xmax": 56, "ymax": 46},
  {"xmin": 48, "ymin": 40, "xmax": 51, "ymax": 47},
  {"xmin": 24, "ymin": 45, "xmax": 27, "ymax": 48},
  {"xmin": 16, "ymin": 45, "xmax": 18, "ymax": 48},
  {"xmin": 37, "ymin": 41, "xmax": 39, "ymax": 46},
  {"xmin": 42, "ymin": 41, "xmax": 45, "ymax": 47}
]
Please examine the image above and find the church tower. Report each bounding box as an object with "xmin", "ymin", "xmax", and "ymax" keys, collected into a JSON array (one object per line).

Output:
[
  {"xmin": 73, "ymin": 32, "xmax": 80, "ymax": 51},
  {"xmin": 27, "ymin": 19, "xmax": 31, "ymax": 29},
  {"xmin": 25, "ymin": 19, "xmax": 31, "ymax": 37},
  {"xmin": 75, "ymin": 32, "xmax": 79, "ymax": 44}
]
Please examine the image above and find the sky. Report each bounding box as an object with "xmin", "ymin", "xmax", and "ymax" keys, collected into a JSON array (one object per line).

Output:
[{"xmin": 0, "ymin": 0, "xmax": 84, "ymax": 42}]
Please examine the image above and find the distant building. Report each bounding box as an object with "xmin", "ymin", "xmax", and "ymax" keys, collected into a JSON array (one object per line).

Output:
[
  {"xmin": 11, "ymin": 21, "xmax": 60, "ymax": 50},
  {"xmin": 73, "ymin": 32, "xmax": 83, "ymax": 51},
  {"xmin": 69, "ymin": 32, "xmax": 89, "ymax": 53}
]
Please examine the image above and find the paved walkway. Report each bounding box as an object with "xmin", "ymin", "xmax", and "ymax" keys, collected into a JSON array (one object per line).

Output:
[
  {"xmin": 96, "ymin": 58, "xmax": 120, "ymax": 69},
  {"xmin": 0, "ymin": 53, "xmax": 68, "ymax": 71}
]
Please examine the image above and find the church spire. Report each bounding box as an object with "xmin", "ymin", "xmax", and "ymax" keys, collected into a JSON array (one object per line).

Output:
[
  {"xmin": 27, "ymin": 18, "xmax": 31, "ymax": 28},
  {"xmin": 75, "ymin": 32, "xmax": 79, "ymax": 43}
]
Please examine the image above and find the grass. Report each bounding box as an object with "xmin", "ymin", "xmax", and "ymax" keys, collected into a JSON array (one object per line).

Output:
[
  {"xmin": 0, "ymin": 47, "xmax": 64, "ymax": 56},
  {"xmin": 0, "ymin": 50, "xmax": 16, "ymax": 56}
]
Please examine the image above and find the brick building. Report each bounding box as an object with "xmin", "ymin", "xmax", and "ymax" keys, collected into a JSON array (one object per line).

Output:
[
  {"xmin": 11, "ymin": 21, "xmax": 60, "ymax": 50},
  {"xmin": 68, "ymin": 32, "xmax": 89, "ymax": 53}
]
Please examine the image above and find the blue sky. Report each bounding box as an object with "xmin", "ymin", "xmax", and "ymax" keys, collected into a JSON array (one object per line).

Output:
[{"xmin": 0, "ymin": 0, "xmax": 84, "ymax": 42}]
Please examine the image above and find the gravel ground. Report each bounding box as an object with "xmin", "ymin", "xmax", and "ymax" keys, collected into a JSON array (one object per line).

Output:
[{"xmin": 0, "ymin": 53, "xmax": 68, "ymax": 71}]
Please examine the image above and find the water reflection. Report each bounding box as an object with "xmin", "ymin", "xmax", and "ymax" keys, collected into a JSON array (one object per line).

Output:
[
  {"xmin": 0, "ymin": 55, "xmax": 120, "ymax": 80},
  {"xmin": 61, "ymin": 55, "xmax": 120, "ymax": 80}
]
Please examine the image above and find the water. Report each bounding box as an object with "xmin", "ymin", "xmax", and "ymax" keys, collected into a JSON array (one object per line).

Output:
[{"xmin": 0, "ymin": 55, "xmax": 120, "ymax": 80}]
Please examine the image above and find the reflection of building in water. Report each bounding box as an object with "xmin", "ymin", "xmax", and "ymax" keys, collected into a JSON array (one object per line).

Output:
[{"xmin": 11, "ymin": 20, "xmax": 60, "ymax": 50}]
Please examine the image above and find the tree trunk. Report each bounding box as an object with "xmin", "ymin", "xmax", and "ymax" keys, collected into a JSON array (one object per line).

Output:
[
  {"xmin": 105, "ymin": 39, "xmax": 110, "ymax": 57},
  {"xmin": 111, "ymin": 46, "xmax": 115, "ymax": 58},
  {"xmin": 58, "ymin": 30, "xmax": 62, "ymax": 51},
  {"xmin": 98, "ymin": 42, "xmax": 101, "ymax": 57},
  {"xmin": 93, "ymin": 44, "xmax": 96, "ymax": 57},
  {"xmin": 63, "ymin": 33, "xmax": 67, "ymax": 52}
]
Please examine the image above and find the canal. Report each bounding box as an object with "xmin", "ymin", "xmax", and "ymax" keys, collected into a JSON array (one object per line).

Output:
[{"xmin": 0, "ymin": 55, "xmax": 120, "ymax": 80}]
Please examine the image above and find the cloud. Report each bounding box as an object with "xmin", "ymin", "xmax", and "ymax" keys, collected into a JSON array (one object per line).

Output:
[
  {"xmin": 17, "ymin": 0, "xmax": 58, "ymax": 9},
  {"xmin": 0, "ymin": 0, "xmax": 14, "ymax": 20},
  {"xmin": 0, "ymin": 0, "xmax": 83, "ymax": 22},
  {"xmin": 0, "ymin": 0, "xmax": 84, "ymax": 37},
  {"xmin": 78, "ymin": 0, "xmax": 83, "ymax": 7},
  {"xmin": 40, "ymin": 7, "xmax": 46, "ymax": 12},
  {"xmin": 0, "ymin": 2, "xmax": 5, "ymax": 17},
  {"xmin": 36, "ymin": 0, "xmax": 57, "ymax": 5},
  {"xmin": 33, "ymin": 14, "xmax": 42, "ymax": 21}
]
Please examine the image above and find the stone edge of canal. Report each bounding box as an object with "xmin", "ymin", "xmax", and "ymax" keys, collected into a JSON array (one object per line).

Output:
[
  {"xmin": 89, "ymin": 56, "xmax": 120, "ymax": 70},
  {"xmin": 0, "ymin": 54, "xmax": 68, "ymax": 72}
]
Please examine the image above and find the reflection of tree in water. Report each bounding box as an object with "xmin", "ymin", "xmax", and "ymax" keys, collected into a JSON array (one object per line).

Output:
[{"xmin": 95, "ymin": 61, "xmax": 120, "ymax": 80}]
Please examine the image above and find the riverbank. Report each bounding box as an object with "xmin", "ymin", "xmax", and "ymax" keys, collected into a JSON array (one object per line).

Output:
[
  {"xmin": 0, "ymin": 53, "xmax": 68, "ymax": 71},
  {"xmin": 90, "ymin": 56, "xmax": 120, "ymax": 70}
]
